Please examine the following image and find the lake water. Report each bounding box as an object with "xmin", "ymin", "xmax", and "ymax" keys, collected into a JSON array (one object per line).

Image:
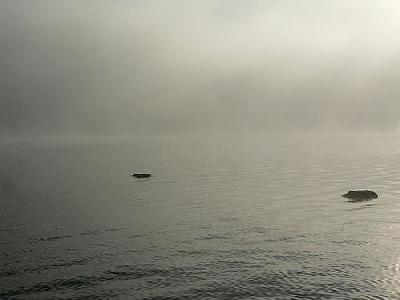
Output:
[{"xmin": 1, "ymin": 133, "xmax": 400, "ymax": 299}]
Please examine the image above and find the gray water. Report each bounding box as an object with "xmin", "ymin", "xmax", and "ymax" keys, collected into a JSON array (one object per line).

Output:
[{"xmin": 1, "ymin": 133, "xmax": 400, "ymax": 299}]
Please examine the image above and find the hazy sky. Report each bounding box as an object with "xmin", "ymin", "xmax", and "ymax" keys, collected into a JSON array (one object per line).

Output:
[{"xmin": 1, "ymin": 0, "xmax": 400, "ymax": 134}]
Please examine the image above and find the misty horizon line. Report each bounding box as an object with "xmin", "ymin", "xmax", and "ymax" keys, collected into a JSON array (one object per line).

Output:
[{"xmin": 1, "ymin": 127, "xmax": 399, "ymax": 141}]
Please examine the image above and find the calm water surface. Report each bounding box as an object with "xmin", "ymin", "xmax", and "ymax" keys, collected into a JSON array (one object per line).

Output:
[{"xmin": 1, "ymin": 133, "xmax": 400, "ymax": 299}]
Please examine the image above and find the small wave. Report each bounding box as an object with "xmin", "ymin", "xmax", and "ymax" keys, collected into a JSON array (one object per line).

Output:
[
  {"xmin": 174, "ymin": 249, "xmax": 209, "ymax": 257},
  {"xmin": 29, "ymin": 234, "xmax": 74, "ymax": 243},
  {"xmin": 218, "ymin": 216, "xmax": 240, "ymax": 223},
  {"xmin": 195, "ymin": 234, "xmax": 230, "ymax": 241},
  {"xmin": 0, "ymin": 277, "xmax": 95, "ymax": 298},
  {"xmin": 0, "ymin": 270, "xmax": 18, "ymax": 277},
  {"xmin": 28, "ymin": 227, "xmax": 127, "ymax": 244},
  {"xmin": 0, "ymin": 266, "xmax": 187, "ymax": 298}
]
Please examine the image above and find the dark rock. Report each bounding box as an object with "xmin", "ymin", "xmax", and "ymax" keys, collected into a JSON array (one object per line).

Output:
[
  {"xmin": 342, "ymin": 190, "xmax": 378, "ymax": 201},
  {"xmin": 131, "ymin": 173, "xmax": 152, "ymax": 178}
]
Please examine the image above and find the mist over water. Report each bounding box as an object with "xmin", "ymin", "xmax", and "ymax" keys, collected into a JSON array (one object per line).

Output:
[{"xmin": 1, "ymin": 1, "xmax": 400, "ymax": 135}]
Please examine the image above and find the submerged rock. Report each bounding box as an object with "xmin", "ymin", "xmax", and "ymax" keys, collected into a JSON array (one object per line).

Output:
[
  {"xmin": 131, "ymin": 173, "xmax": 152, "ymax": 178},
  {"xmin": 342, "ymin": 190, "xmax": 378, "ymax": 201}
]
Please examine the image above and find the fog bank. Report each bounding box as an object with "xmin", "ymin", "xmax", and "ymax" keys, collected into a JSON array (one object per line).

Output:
[{"xmin": 1, "ymin": 1, "xmax": 400, "ymax": 135}]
